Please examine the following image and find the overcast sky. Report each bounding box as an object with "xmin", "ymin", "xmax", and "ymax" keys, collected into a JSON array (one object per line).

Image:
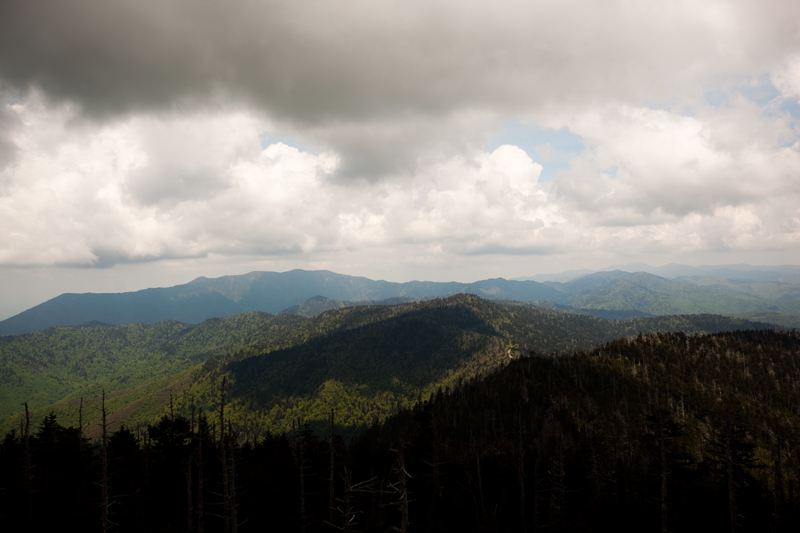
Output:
[{"xmin": 1, "ymin": 0, "xmax": 799, "ymax": 319}]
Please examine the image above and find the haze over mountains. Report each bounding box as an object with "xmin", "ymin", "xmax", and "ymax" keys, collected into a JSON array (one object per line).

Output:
[
  {"xmin": 1, "ymin": 264, "xmax": 799, "ymax": 335},
  {"xmin": 515, "ymin": 262, "xmax": 800, "ymax": 283}
]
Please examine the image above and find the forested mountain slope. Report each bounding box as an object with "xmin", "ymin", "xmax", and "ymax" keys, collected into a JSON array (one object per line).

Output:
[
  {"xmin": 357, "ymin": 328, "xmax": 800, "ymax": 531},
  {"xmin": 2, "ymin": 327, "xmax": 797, "ymax": 532},
  {"xmin": 0, "ymin": 313, "xmax": 306, "ymax": 420},
  {"xmin": 3, "ymin": 295, "xmax": 774, "ymax": 440}
]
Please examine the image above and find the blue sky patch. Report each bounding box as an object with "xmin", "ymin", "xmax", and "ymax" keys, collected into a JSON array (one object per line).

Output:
[
  {"xmin": 601, "ymin": 165, "xmax": 618, "ymax": 180},
  {"xmin": 259, "ymin": 131, "xmax": 322, "ymax": 155},
  {"xmin": 485, "ymin": 121, "xmax": 585, "ymax": 182},
  {"xmin": 780, "ymin": 98, "xmax": 800, "ymax": 120},
  {"xmin": 704, "ymin": 75, "xmax": 798, "ymax": 119}
]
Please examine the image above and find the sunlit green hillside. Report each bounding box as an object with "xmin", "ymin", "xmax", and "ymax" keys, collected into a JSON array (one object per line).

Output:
[{"xmin": 2, "ymin": 295, "xmax": 774, "ymax": 440}]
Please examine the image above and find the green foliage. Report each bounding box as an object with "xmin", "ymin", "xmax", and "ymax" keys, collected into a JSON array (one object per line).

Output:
[
  {"xmin": 359, "ymin": 328, "xmax": 800, "ymax": 531},
  {"xmin": 1, "ymin": 294, "xmax": 777, "ymax": 441},
  {"xmin": 2, "ymin": 307, "xmax": 796, "ymax": 531},
  {"xmin": 164, "ymin": 295, "xmax": 776, "ymax": 440},
  {"xmin": 0, "ymin": 312, "xmax": 304, "ymax": 428}
]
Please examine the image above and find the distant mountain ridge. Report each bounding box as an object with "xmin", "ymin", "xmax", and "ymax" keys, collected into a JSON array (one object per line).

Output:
[
  {"xmin": 2, "ymin": 267, "xmax": 798, "ymax": 335},
  {"xmin": 517, "ymin": 262, "xmax": 800, "ymax": 283},
  {"xmin": 0, "ymin": 270, "xmax": 565, "ymax": 335},
  {"xmin": 545, "ymin": 270, "xmax": 800, "ymax": 320}
]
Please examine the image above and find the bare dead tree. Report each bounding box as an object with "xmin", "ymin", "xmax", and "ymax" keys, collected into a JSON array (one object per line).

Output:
[
  {"xmin": 100, "ymin": 391, "xmax": 110, "ymax": 533},
  {"xmin": 531, "ymin": 451, "xmax": 541, "ymax": 533},
  {"xmin": 325, "ymin": 467, "xmax": 378, "ymax": 533},
  {"xmin": 329, "ymin": 409, "xmax": 336, "ymax": 525},
  {"xmin": 219, "ymin": 377, "xmax": 230, "ymax": 533},
  {"xmin": 227, "ymin": 421, "xmax": 239, "ymax": 533},
  {"xmin": 774, "ymin": 440, "xmax": 783, "ymax": 529},
  {"xmin": 726, "ymin": 427, "xmax": 738, "ymax": 533},
  {"xmin": 656, "ymin": 407, "xmax": 668, "ymax": 533},
  {"xmin": 23, "ymin": 402, "xmax": 32, "ymax": 525},
  {"xmin": 78, "ymin": 397, "xmax": 84, "ymax": 451},
  {"xmin": 293, "ymin": 419, "xmax": 308, "ymax": 533},
  {"xmin": 517, "ymin": 414, "xmax": 527, "ymax": 533},
  {"xmin": 549, "ymin": 441, "xmax": 566, "ymax": 531},
  {"xmin": 469, "ymin": 430, "xmax": 486, "ymax": 522},
  {"xmin": 423, "ymin": 416, "xmax": 444, "ymax": 502},
  {"xmin": 197, "ymin": 408, "xmax": 205, "ymax": 533},
  {"xmin": 388, "ymin": 448, "xmax": 412, "ymax": 533},
  {"xmin": 187, "ymin": 398, "xmax": 195, "ymax": 533}
]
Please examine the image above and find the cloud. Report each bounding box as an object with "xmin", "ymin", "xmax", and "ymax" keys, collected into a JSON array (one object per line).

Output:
[
  {"xmin": 1, "ymin": 94, "xmax": 797, "ymax": 272},
  {"xmin": 0, "ymin": 0, "xmax": 798, "ymax": 279},
  {"xmin": 0, "ymin": 98, "xmax": 554, "ymax": 265},
  {"xmin": 0, "ymin": 101, "xmax": 18, "ymax": 174},
  {"xmin": 773, "ymin": 54, "xmax": 800, "ymax": 103},
  {"xmin": 547, "ymin": 101, "xmax": 800, "ymax": 220},
  {"xmin": 2, "ymin": 0, "xmax": 800, "ymax": 179},
  {"xmin": 124, "ymin": 112, "xmax": 264, "ymax": 207}
]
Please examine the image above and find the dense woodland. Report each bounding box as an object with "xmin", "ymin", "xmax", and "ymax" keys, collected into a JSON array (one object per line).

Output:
[
  {"xmin": 1, "ymin": 295, "xmax": 775, "ymax": 441},
  {"xmin": 2, "ymin": 328, "xmax": 799, "ymax": 532}
]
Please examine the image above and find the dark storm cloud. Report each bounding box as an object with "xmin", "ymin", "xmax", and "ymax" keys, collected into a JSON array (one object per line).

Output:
[
  {"xmin": 3, "ymin": 0, "xmax": 798, "ymax": 179},
  {"xmin": 0, "ymin": 0, "xmax": 799, "ymax": 279},
  {"xmin": 0, "ymin": 98, "xmax": 19, "ymax": 175}
]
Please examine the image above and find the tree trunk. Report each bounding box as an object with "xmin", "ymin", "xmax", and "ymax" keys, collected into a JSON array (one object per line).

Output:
[
  {"xmin": 23, "ymin": 402, "xmax": 32, "ymax": 525},
  {"xmin": 774, "ymin": 442, "xmax": 782, "ymax": 528},
  {"xmin": 549, "ymin": 443, "xmax": 565, "ymax": 531},
  {"xmin": 517, "ymin": 421, "xmax": 526, "ymax": 533},
  {"xmin": 219, "ymin": 378, "xmax": 230, "ymax": 533},
  {"xmin": 101, "ymin": 391, "xmax": 110, "ymax": 533},
  {"xmin": 198, "ymin": 411, "xmax": 205, "ymax": 533},
  {"xmin": 187, "ymin": 400, "xmax": 194, "ymax": 533},
  {"xmin": 471, "ymin": 431, "xmax": 486, "ymax": 522},
  {"xmin": 432, "ymin": 421, "xmax": 442, "ymax": 500},
  {"xmin": 229, "ymin": 426, "xmax": 238, "ymax": 533},
  {"xmin": 397, "ymin": 449, "xmax": 410, "ymax": 533},
  {"xmin": 78, "ymin": 397, "xmax": 84, "ymax": 450},
  {"xmin": 329, "ymin": 409, "xmax": 336, "ymax": 525},
  {"xmin": 341, "ymin": 468, "xmax": 353, "ymax": 533},
  {"xmin": 726, "ymin": 428, "xmax": 737, "ymax": 533},
  {"xmin": 532, "ymin": 454, "xmax": 539, "ymax": 533},
  {"xmin": 518, "ymin": 452, "xmax": 526, "ymax": 532},
  {"xmin": 294, "ymin": 419, "xmax": 307, "ymax": 533},
  {"xmin": 660, "ymin": 415, "xmax": 668, "ymax": 533}
]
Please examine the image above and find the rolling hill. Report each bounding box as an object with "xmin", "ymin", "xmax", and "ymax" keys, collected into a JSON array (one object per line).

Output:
[{"xmin": 1, "ymin": 294, "xmax": 775, "ymax": 439}]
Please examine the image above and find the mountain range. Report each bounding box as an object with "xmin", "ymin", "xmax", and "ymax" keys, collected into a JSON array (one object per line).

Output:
[
  {"xmin": 0, "ymin": 294, "xmax": 775, "ymax": 438},
  {"xmin": 2, "ymin": 270, "xmax": 796, "ymax": 529},
  {"xmin": 1, "ymin": 266, "xmax": 798, "ymax": 335}
]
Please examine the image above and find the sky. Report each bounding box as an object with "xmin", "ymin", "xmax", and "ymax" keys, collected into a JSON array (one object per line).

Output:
[{"xmin": 0, "ymin": 0, "xmax": 799, "ymax": 319}]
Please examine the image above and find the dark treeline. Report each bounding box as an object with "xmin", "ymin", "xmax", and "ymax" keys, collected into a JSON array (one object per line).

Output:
[{"xmin": 2, "ymin": 329, "xmax": 800, "ymax": 532}]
